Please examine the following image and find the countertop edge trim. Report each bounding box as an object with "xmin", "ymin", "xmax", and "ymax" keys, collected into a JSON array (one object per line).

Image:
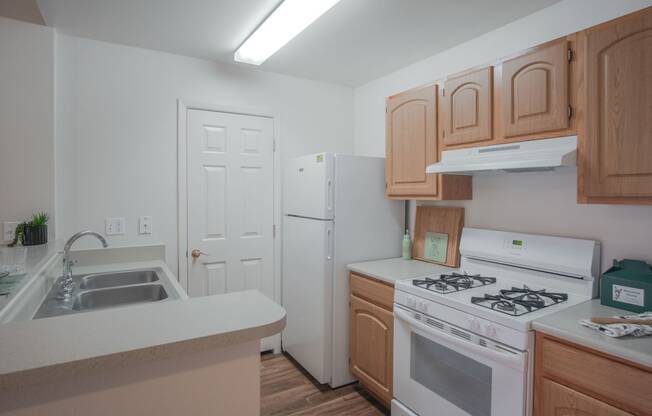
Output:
[{"xmin": 0, "ymin": 314, "xmax": 286, "ymax": 392}]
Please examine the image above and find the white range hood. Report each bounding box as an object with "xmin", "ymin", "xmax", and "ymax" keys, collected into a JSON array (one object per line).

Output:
[{"xmin": 426, "ymin": 136, "xmax": 577, "ymax": 174}]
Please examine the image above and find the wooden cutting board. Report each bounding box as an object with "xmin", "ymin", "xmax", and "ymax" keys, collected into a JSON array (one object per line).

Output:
[{"xmin": 413, "ymin": 206, "xmax": 464, "ymax": 267}]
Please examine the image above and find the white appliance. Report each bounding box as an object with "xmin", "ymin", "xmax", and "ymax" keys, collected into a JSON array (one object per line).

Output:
[
  {"xmin": 425, "ymin": 136, "xmax": 577, "ymax": 174},
  {"xmin": 392, "ymin": 228, "xmax": 600, "ymax": 416},
  {"xmin": 282, "ymin": 153, "xmax": 404, "ymax": 387}
]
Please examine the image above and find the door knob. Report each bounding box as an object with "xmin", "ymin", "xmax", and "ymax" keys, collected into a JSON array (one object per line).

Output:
[{"xmin": 191, "ymin": 249, "xmax": 209, "ymax": 259}]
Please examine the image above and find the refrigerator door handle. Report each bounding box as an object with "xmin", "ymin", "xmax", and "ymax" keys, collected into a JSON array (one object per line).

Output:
[
  {"xmin": 327, "ymin": 179, "xmax": 333, "ymax": 212},
  {"xmin": 326, "ymin": 228, "xmax": 332, "ymax": 260}
]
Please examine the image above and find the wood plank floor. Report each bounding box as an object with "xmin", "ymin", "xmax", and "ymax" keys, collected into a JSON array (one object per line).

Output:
[{"xmin": 261, "ymin": 353, "xmax": 390, "ymax": 416}]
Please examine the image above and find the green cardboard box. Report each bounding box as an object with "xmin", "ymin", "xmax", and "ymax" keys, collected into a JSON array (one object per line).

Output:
[{"xmin": 600, "ymin": 259, "xmax": 652, "ymax": 313}]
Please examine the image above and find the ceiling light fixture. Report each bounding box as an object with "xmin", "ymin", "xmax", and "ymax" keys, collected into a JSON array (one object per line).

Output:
[{"xmin": 234, "ymin": 0, "xmax": 341, "ymax": 65}]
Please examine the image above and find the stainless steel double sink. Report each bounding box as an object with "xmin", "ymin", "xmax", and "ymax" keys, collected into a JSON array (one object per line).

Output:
[{"xmin": 34, "ymin": 269, "xmax": 171, "ymax": 319}]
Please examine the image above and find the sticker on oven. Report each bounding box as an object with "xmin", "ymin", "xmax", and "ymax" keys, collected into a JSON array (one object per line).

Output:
[{"xmin": 612, "ymin": 285, "xmax": 644, "ymax": 307}]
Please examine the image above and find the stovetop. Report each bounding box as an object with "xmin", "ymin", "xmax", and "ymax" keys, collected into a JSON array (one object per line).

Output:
[
  {"xmin": 410, "ymin": 273, "xmax": 569, "ymax": 317},
  {"xmin": 397, "ymin": 270, "xmax": 588, "ymax": 332},
  {"xmin": 412, "ymin": 272, "xmax": 496, "ymax": 294}
]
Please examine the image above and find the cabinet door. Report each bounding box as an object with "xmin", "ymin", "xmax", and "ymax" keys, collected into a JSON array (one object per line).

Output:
[
  {"xmin": 540, "ymin": 379, "xmax": 633, "ymax": 416},
  {"xmin": 583, "ymin": 8, "xmax": 652, "ymax": 198},
  {"xmin": 501, "ymin": 39, "xmax": 569, "ymax": 137},
  {"xmin": 350, "ymin": 294, "xmax": 393, "ymax": 405},
  {"xmin": 385, "ymin": 85, "xmax": 438, "ymax": 198},
  {"xmin": 441, "ymin": 67, "xmax": 493, "ymax": 147}
]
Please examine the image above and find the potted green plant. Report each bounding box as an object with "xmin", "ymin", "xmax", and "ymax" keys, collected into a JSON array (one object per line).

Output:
[{"xmin": 22, "ymin": 212, "xmax": 49, "ymax": 246}]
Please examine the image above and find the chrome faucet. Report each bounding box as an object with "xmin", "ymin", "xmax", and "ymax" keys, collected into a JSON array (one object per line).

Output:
[{"xmin": 56, "ymin": 230, "xmax": 108, "ymax": 300}]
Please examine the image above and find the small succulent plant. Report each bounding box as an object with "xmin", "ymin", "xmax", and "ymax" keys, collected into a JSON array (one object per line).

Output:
[
  {"xmin": 7, "ymin": 212, "xmax": 50, "ymax": 247},
  {"xmin": 30, "ymin": 212, "xmax": 50, "ymax": 226}
]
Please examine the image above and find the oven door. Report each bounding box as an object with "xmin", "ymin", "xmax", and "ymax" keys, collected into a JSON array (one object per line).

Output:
[{"xmin": 393, "ymin": 305, "xmax": 528, "ymax": 416}]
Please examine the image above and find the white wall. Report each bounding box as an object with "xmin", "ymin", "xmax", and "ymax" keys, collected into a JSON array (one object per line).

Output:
[
  {"xmin": 0, "ymin": 17, "xmax": 55, "ymax": 238},
  {"xmin": 353, "ymin": 0, "xmax": 652, "ymax": 272},
  {"xmin": 55, "ymin": 34, "xmax": 354, "ymax": 274}
]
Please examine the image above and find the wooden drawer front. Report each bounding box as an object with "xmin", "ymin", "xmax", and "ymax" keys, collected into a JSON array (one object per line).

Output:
[
  {"xmin": 350, "ymin": 273, "xmax": 394, "ymax": 311},
  {"xmin": 350, "ymin": 294, "xmax": 393, "ymax": 406},
  {"xmin": 538, "ymin": 335, "xmax": 652, "ymax": 415},
  {"xmin": 540, "ymin": 378, "xmax": 634, "ymax": 416}
]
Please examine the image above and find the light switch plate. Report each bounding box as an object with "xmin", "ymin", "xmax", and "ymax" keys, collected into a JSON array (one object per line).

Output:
[
  {"xmin": 105, "ymin": 217, "xmax": 125, "ymax": 235},
  {"xmin": 139, "ymin": 216, "xmax": 152, "ymax": 234},
  {"xmin": 3, "ymin": 221, "xmax": 20, "ymax": 242}
]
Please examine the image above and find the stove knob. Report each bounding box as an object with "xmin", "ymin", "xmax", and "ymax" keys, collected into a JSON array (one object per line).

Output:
[
  {"xmin": 406, "ymin": 296, "xmax": 416, "ymax": 308},
  {"xmin": 469, "ymin": 319, "xmax": 481, "ymax": 333},
  {"xmin": 484, "ymin": 325, "xmax": 497, "ymax": 338},
  {"xmin": 419, "ymin": 302, "xmax": 429, "ymax": 314}
]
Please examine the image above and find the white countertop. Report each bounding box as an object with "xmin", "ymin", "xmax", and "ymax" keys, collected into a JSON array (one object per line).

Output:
[
  {"xmin": 0, "ymin": 244, "xmax": 286, "ymax": 391},
  {"xmin": 347, "ymin": 257, "xmax": 456, "ymax": 285},
  {"xmin": 533, "ymin": 300, "xmax": 652, "ymax": 369},
  {"xmin": 0, "ymin": 241, "xmax": 63, "ymax": 305},
  {"xmin": 0, "ymin": 289, "xmax": 285, "ymax": 390}
]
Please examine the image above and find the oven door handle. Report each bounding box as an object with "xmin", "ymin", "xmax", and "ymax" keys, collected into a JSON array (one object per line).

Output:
[{"xmin": 394, "ymin": 307, "xmax": 526, "ymax": 371}]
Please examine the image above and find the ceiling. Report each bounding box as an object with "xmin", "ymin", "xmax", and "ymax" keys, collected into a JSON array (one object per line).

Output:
[
  {"xmin": 33, "ymin": 0, "xmax": 562, "ymax": 86},
  {"xmin": 0, "ymin": 0, "xmax": 43, "ymax": 25}
]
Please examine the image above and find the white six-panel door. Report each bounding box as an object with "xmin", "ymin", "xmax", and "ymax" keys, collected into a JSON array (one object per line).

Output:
[{"xmin": 186, "ymin": 109, "xmax": 275, "ymax": 311}]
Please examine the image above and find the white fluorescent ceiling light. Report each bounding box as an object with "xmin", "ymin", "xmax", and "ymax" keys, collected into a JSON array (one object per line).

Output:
[{"xmin": 234, "ymin": 0, "xmax": 341, "ymax": 65}]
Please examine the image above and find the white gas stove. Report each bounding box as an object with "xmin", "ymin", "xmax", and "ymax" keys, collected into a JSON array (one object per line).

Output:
[{"xmin": 392, "ymin": 228, "xmax": 600, "ymax": 416}]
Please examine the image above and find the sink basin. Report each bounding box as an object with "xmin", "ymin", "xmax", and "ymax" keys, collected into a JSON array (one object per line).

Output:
[
  {"xmin": 72, "ymin": 284, "xmax": 168, "ymax": 311},
  {"xmin": 32, "ymin": 267, "xmax": 178, "ymax": 320},
  {"xmin": 79, "ymin": 270, "xmax": 159, "ymax": 290}
]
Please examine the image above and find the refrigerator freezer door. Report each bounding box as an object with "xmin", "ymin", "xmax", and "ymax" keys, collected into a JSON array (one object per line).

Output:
[
  {"xmin": 282, "ymin": 215, "xmax": 334, "ymax": 384},
  {"xmin": 284, "ymin": 153, "xmax": 334, "ymax": 220}
]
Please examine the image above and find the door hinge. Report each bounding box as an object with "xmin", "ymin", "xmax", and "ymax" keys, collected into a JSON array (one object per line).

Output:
[
  {"xmin": 567, "ymin": 48, "xmax": 573, "ymax": 62},
  {"xmin": 273, "ymin": 224, "xmax": 276, "ymax": 238},
  {"xmin": 442, "ymin": 129, "xmax": 445, "ymax": 138},
  {"xmin": 441, "ymin": 87, "xmax": 445, "ymax": 97},
  {"xmin": 185, "ymin": 251, "xmax": 188, "ymax": 258},
  {"xmin": 273, "ymin": 140, "xmax": 276, "ymax": 152},
  {"xmin": 567, "ymin": 105, "xmax": 573, "ymax": 119}
]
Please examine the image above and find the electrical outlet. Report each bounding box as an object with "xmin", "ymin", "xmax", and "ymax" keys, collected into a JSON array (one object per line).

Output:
[
  {"xmin": 105, "ymin": 217, "xmax": 126, "ymax": 235},
  {"xmin": 3, "ymin": 221, "xmax": 20, "ymax": 242},
  {"xmin": 139, "ymin": 216, "xmax": 152, "ymax": 234}
]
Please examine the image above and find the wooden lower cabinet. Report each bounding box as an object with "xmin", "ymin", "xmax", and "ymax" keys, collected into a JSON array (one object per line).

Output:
[
  {"xmin": 534, "ymin": 332, "xmax": 652, "ymax": 416},
  {"xmin": 349, "ymin": 273, "xmax": 394, "ymax": 407},
  {"xmin": 540, "ymin": 379, "xmax": 634, "ymax": 416}
]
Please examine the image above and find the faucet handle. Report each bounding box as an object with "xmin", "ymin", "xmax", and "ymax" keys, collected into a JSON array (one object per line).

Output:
[{"xmin": 58, "ymin": 276, "xmax": 73, "ymax": 287}]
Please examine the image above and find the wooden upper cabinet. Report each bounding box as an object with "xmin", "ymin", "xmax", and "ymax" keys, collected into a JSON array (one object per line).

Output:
[
  {"xmin": 386, "ymin": 85, "xmax": 472, "ymax": 200},
  {"xmin": 441, "ymin": 67, "xmax": 494, "ymax": 147},
  {"xmin": 581, "ymin": 7, "xmax": 652, "ymax": 201},
  {"xmin": 501, "ymin": 39, "xmax": 570, "ymax": 138},
  {"xmin": 386, "ymin": 84, "xmax": 439, "ymax": 198}
]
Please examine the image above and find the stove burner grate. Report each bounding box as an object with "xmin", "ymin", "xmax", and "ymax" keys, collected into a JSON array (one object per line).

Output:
[
  {"xmin": 471, "ymin": 285, "xmax": 568, "ymax": 316},
  {"xmin": 413, "ymin": 272, "xmax": 496, "ymax": 294}
]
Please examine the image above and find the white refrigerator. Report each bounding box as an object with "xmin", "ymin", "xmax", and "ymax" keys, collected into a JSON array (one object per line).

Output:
[{"xmin": 282, "ymin": 153, "xmax": 404, "ymax": 388}]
